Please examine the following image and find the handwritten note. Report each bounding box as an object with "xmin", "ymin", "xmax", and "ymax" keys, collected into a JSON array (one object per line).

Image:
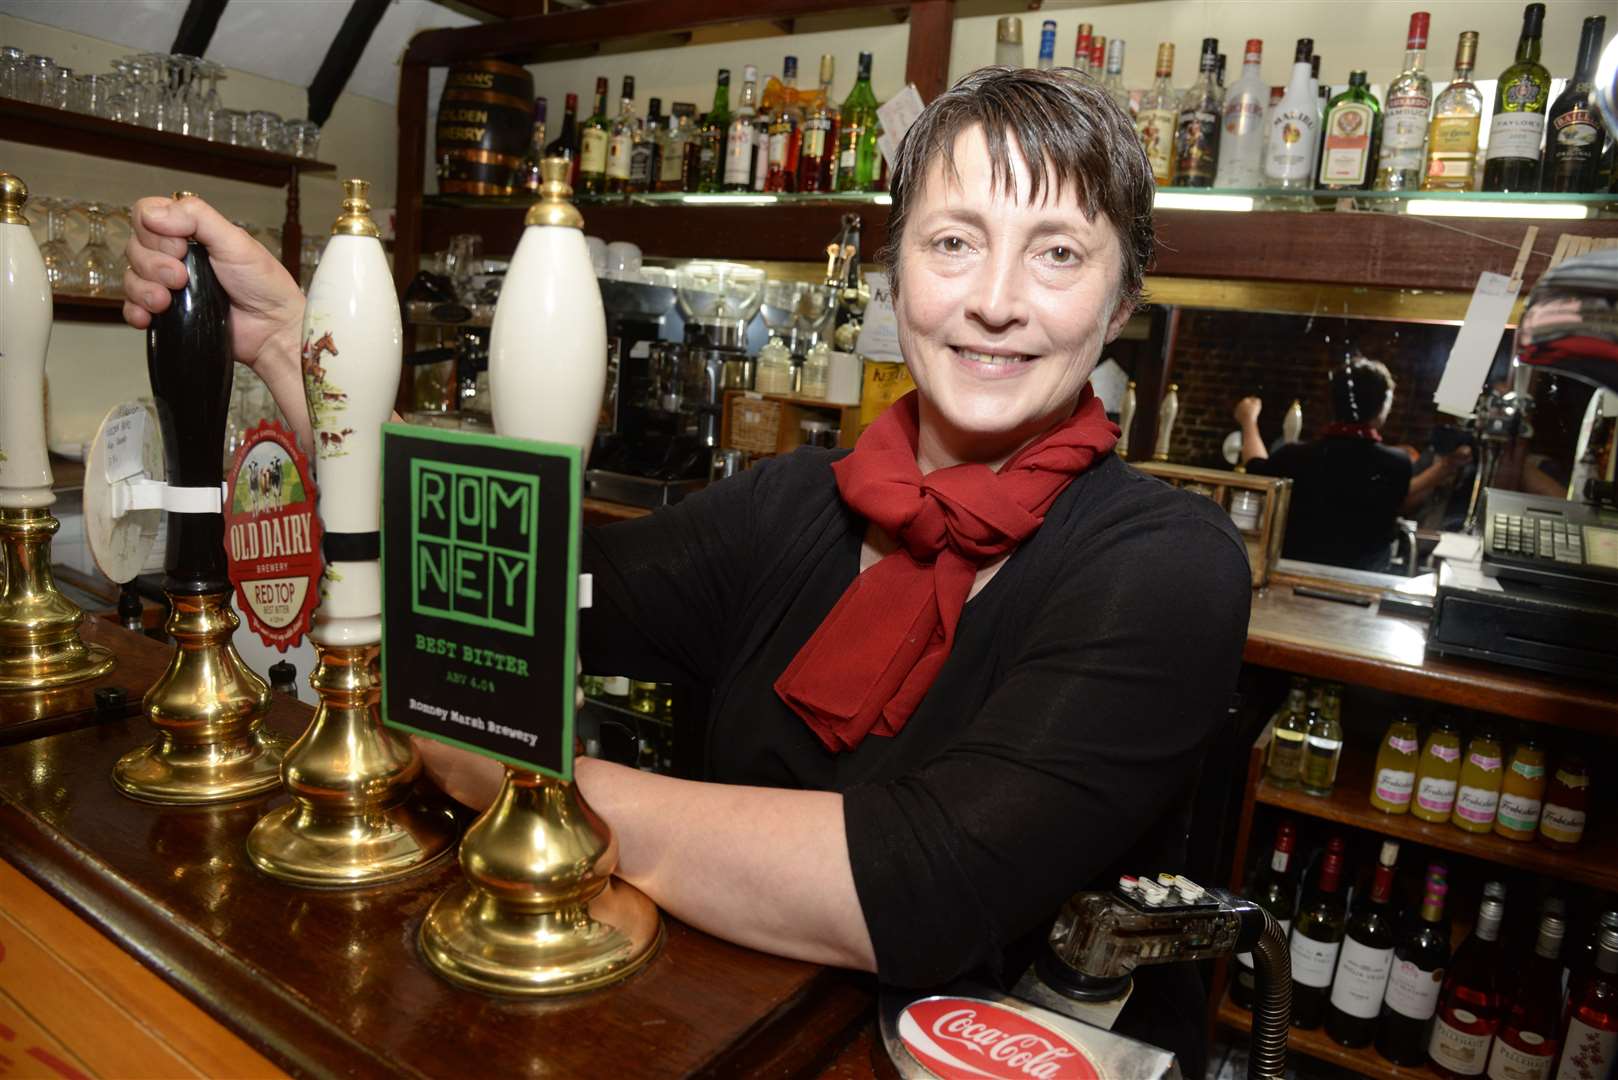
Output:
[
  {"xmin": 876, "ymin": 84, "xmax": 926, "ymax": 168},
  {"xmin": 855, "ymin": 271, "xmax": 902, "ymax": 361},
  {"xmin": 1434, "ymin": 271, "xmax": 1519, "ymax": 418},
  {"xmin": 102, "ymin": 409, "xmax": 147, "ymax": 484}
]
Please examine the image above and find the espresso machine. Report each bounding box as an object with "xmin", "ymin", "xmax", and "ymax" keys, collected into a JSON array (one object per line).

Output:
[{"xmin": 676, "ymin": 261, "xmax": 766, "ymax": 447}]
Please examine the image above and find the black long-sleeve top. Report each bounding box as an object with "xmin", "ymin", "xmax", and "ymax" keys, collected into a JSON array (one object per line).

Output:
[{"xmin": 580, "ymin": 448, "xmax": 1251, "ymax": 1072}]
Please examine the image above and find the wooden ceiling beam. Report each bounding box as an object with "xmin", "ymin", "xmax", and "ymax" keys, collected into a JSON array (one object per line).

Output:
[
  {"xmin": 307, "ymin": 0, "xmax": 392, "ymax": 126},
  {"xmin": 169, "ymin": 0, "xmax": 230, "ymax": 57}
]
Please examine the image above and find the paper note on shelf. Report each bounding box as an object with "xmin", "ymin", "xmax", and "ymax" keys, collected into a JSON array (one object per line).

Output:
[
  {"xmin": 1445, "ymin": 559, "xmax": 1503, "ymax": 592},
  {"xmin": 856, "ymin": 271, "xmax": 901, "ymax": 361},
  {"xmin": 1432, "ymin": 532, "xmax": 1483, "ymax": 564},
  {"xmin": 102, "ymin": 409, "xmax": 147, "ymax": 484},
  {"xmin": 876, "ymin": 84, "xmax": 925, "ymax": 168},
  {"xmin": 1433, "ymin": 271, "xmax": 1519, "ymax": 418}
]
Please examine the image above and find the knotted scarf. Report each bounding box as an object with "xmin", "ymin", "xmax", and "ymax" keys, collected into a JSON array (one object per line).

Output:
[
  {"xmin": 1321, "ymin": 421, "xmax": 1382, "ymax": 442},
  {"xmin": 774, "ymin": 387, "xmax": 1119, "ymax": 753}
]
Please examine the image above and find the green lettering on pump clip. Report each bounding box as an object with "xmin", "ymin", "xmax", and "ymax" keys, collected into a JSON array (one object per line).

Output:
[{"xmin": 409, "ymin": 459, "xmax": 539, "ymax": 634}]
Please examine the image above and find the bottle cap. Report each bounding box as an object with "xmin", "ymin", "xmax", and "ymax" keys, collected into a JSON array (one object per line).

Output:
[
  {"xmin": 1294, "ymin": 38, "xmax": 1314, "ymax": 63},
  {"xmin": 1349, "ymin": 69, "xmax": 1368, "ymax": 85},
  {"xmin": 565, "ymin": 92, "xmax": 578, "ymax": 109},
  {"xmin": 0, "ymin": 172, "xmax": 27, "ymax": 225},
  {"xmin": 717, "ymin": 68, "xmax": 730, "ymax": 84},
  {"xmin": 784, "ymin": 56, "xmax": 798, "ymax": 79},
  {"xmin": 1245, "ymin": 39, "xmax": 1263, "ymax": 62},
  {"xmin": 1456, "ymin": 31, "xmax": 1479, "ymax": 68},
  {"xmin": 996, "ymin": 16, "xmax": 1022, "ymax": 44},
  {"xmin": 1524, "ymin": 3, "xmax": 1545, "ymax": 36},
  {"xmin": 1378, "ymin": 840, "xmax": 1399, "ymax": 866},
  {"xmin": 1408, "ymin": 12, "xmax": 1430, "ymax": 49},
  {"xmin": 819, "ymin": 54, "xmax": 835, "ymax": 83},
  {"xmin": 1155, "ymin": 41, "xmax": 1175, "ymax": 76},
  {"xmin": 743, "ymin": 64, "xmax": 758, "ymax": 83},
  {"xmin": 622, "ymin": 75, "xmax": 635, "ymax": 97},
  {"xmin": 1484, "ymin": 880, "xmax": 1507, "ymax": 900},
  {"xmin": 595, "ymin": 76, "xmax": 608, "ymax": 92},
  {"xmin": 331, "ymin": 178, "xmax": 380, "ymax": 238},
  {"xmin": 1042, "ymin": 19, "xmax": 1056, "ymax": 32}
]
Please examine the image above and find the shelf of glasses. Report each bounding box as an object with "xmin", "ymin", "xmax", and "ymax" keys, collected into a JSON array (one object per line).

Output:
[
  {"xmin": 51, "ymin": 294, "xmax": 125, "ymax": 324},
  {"xmin": 0, "ymin": 96, "xmax": 334, "ymax": 188}
]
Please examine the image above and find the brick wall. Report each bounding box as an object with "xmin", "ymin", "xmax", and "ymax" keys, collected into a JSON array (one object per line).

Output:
[{"xmin": 1162, "ymin": 309, "xmax": 1472, "ymax": 468}]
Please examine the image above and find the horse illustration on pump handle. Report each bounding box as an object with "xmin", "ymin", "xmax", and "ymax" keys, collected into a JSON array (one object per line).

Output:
[{"xmin": 301, "ymin": 329, "xmax": 355, "ymax": 457}]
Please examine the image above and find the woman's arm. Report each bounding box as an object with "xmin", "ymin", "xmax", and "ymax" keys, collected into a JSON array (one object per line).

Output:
[{"xmin": 1234, "ymin": 396, "xmax": 1267, "ymax": 464}]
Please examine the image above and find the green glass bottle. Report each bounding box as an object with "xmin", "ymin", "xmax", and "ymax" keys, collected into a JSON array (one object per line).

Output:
[
  {"xmin": 577, "ymin": 76, "xmax": 611, "ymax": 196},
  {"xmin": 1484, "ymin": 2, "xmax": 1552, "ymax": 192},
  {"xmin": 1318, "ymin": 70, "xmax": 1382, "ymax": 190},
  {"xmin": 835, "ymin": 51, "xmax": 881, "ymax": 193},
  {"xmin": 697, "ymin": 69, "xmax": 732, "ymax": 193}
]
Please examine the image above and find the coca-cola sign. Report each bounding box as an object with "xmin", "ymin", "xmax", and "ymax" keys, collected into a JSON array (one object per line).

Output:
[{"xmin": 897, "ymin": 997, "xmax": 1101, "ymax": 1080}]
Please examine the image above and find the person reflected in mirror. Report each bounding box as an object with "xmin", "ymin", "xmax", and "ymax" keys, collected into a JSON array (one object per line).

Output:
[{"xmin": 1235, "ymin": 357, "xmax": 1415, "ymax": 572}]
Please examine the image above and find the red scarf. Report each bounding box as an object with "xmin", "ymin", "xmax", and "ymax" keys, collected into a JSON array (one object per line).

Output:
[
  {"xmin": 774, "ymin": 388, "xmax": 1119, "ymax": 753},
  {"xmin": 1321, "ymin": 421, "xmax": 1382, "ymax": 442}
]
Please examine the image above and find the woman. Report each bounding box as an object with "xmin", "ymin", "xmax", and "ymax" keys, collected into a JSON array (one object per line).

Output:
[{"xmin": 123, "ymin": 67, "xmax": 1250, "ymax": 1071}]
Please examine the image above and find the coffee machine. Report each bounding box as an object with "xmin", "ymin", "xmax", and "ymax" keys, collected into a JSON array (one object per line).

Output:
[{"xmin": 675, "ymin": 261, "xmax": 766, "ymax": 450}]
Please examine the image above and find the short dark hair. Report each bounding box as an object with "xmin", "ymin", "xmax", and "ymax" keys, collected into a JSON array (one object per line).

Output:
[
  {"xmin": 878, "ymin": 66, "xmax": 1155, "ymax": 313},
  {"xmin": 1330, "ymin": 357, "xmax": 1396, "ymax": 423}
]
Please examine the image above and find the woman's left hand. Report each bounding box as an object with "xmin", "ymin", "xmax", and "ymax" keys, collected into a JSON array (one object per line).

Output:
[{"xmin": 412, "ymin": 736, "xmax": 506, "ymax": 812}]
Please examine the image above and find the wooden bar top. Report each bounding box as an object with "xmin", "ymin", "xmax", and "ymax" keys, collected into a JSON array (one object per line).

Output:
[{"xmin": 0, "ymin": 625, "xmax": 871, "ymax": 1080}]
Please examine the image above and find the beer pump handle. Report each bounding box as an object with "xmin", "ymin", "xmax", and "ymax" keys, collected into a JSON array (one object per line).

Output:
[{"xmin": 146, "ymin": 205, "xmax": 234, "ymax": 595}]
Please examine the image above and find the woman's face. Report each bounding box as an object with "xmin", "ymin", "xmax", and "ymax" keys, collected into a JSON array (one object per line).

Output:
[{"xmin": 895, "ymin": 125, "xmax": 1131, "ymax": 466}]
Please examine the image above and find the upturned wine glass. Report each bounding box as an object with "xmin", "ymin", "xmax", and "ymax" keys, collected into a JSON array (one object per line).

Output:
[{"xmin": 75, "ymin": 204, "xmax": 119, "ymax": 296}]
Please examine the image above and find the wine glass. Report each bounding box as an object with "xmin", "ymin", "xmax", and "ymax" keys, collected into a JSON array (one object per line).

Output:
[
  {"xmin": 0, "ymin": 47, "xmax": 24, "ymax": 98},
  {"xmin": 75, "ymin": 204, "xmax": 119, "ymax": 297},
  {"xmin": 197, "ymin": 59, "xmax": 225, "ymax": 139},
  {"xmin": 37, "ymin": 197, "xmax": 79, "ymax": 293},
  {"xmin": 167, "ymin": 55, "xmax": 203, "ymax": 136}
]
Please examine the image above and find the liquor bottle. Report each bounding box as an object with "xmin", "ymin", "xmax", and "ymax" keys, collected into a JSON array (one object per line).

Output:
[
  {"xmin": 724, "ymin": 65, "xmax": 759, "ymax": 191},
  {"xmin": 1483, "ymin": 3, "xmax": 1551, "ymax": 193},
  {"xmin": 1327, "ymin": 840, "xmax": 1401, "ymax": 1047},
  {"xmin": 1494, "ymin": 732, "xmax": 1548, "ymax": 841},
  {"xmin": 765, "ymin": 56, "xmax": 801, "ymax": 192},
  {"xmin": 517, "ymin": 96, "xmax": 548, "ymax": 195},
  {"xmin": 1037, "ymin": 19, "xmax": 1057, "ymax": 71},
  {"xmin": 751, "ymin": 75, "xmax": 773, "ymax": 193},
  {"xmin": 1539, "ymin": 756, "xmax": 1588, "ymax": 850},
  {"xmin": 606, "ymin": 76, "xmax": 639, "ymax": 195},
  {"xmin": 1311, "ymin": 55, "xmax": 1323, "ymax": 119},
  {"xmin": 1573, "ymin": 913, "xmax": 1618, "ymax": 987},
  {"xmin": 1453, "ymin": 727, "xmax": 1505, "ymax": 834},
  {"xmin": 698, "ymin": 69, "xmax": 732, "ymax": 193},
  {"xmin": 1215, "ymin": 39, "xmax": 1267, "ymax": 188},
  {"xmin": 1217, "ymin": 53, "xmax": 1227, "ymax": 89},
  {"xmin": 1136, "ymin": 43, "xmax": 1177, "ymax": 185},
  {"xmin": 1302, "ymin": 702, "xmax": 1344, "ymax": 796},
  {"xmin": 797, "ymin": 54, "xmax": 837, "ymax": 193},
  {"xmin": 1429, "ymin": 883, "xmax": 1507, "ymax": 1078},
  {"xmin": 1291, "ymin": 835, "xmax": 1349, "ymax": 1029},
  {"xmin": 1090, "ymin": 37, "xmax": 1107, "ymax": 79},
  {"xmin": 1232, "ymin": 819, "xmax": 1299, "ymax": 1010},
  {"xmin": 834, "ymin": 52, "xmax": 881, "ymax": 193},
  {"xmin": 1266, "ymin": 677, "xmax": 1309, "ymax": 788},
  {"xmin": 1413, "ymin": 713, "xmax": 1464, "ymax": 823},
  {"xmin": 1553, "ymin": 929, "xmax": 1617, "ymax": 1080},
  {"xmin": 1423, "ymin": 32, "xmax": 1483, "ymax": 190},
  {"xmin": 1318, "ymin": 70, "xmax": 1382, "ymax": 190},
  {"xmin": 1074, "ymin": 24, "xmax": 1093, "ymax": 75},
  {"xmin": 1173, "ymin": 38, "xmax": 1223, "ymax": 187},
  {"xmin": 1097, "ymin": 38, "xmax": 1128, "ymax": 113},
  {"xmin": 577, "ymin": 77, "xmax": 611, "ymax": 196},
  {"xmin": 1377, "ymin": 866, "xmax": 1452, "ymax": 1066},
  {"xmin": 1486, "ymin": 913, "xmax": 1564, "ymax": 1080},
  {"xmin": 545, "ymin": 92, "xmax": 580, "ymax": 185},
  {"xmin": 1375, "ymin": 12, "xmax": 1433, "ymax": 191},
  {"xmin": 1264, "ymin": 38, "xmax": 1319, "ymax": 190},
  {"xmin": 1370, "ymin": 714, "xmax": 1420, "ymax": 814},
  {"xmin": 995, "ymin": 17, "xmax": 1023, "ymax": 69},
  {"xmin": 1543, "ymin": 16, "xmax": 1608, "ymax": 193},
  {"xmin": 656, "ymin": 104, "xmax": 691, "ymax": 193},
  {"xmin": 627, "ymin": 97, "xmax": 660, "ymax": 195}
]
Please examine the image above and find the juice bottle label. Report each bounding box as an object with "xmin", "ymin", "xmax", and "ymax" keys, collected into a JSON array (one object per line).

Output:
[
  {"xmin": 1388, "ymin": 735, "xmax": 1419, "ymax": 754},
  {"xmin": 1511, "ymin": 759, "xmax": 1545, "ymax": 780},
  {"xmin": 1417, "ymin": 775, "xmax": 1457, "ymax": 813},
  {"xmin": 1469, "ymin": 752, "xmax": 1502, "ymax": 771},
  {"xmin": 1455, "ymin": 784, "xmax": 1500, "ymax": 824},
  {"xmin": 1375, "ymin": 768, "xmax": 1415, "ymax": 805},
  {"xmin": 1539, "ymin": 803, "xmax": 1586, "ymax": 844},
  {"xmin": 1496, "ymin": 793, "xmax": 1542, "ymax": 833},
  {"xmin": 1430, "ymin": 743, "xmax": 1461, "ymax": 762}
]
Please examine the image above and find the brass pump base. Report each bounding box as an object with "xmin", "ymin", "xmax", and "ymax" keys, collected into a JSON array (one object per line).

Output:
[
  {"xmin": 113, "ymin": 590, "xmax": 287, "ymax": 804},
  {"xmin": 0, "ymin": 507, "xmax": 114, "ymax": 691},
  {"xmin": 420, "ymin": 771, "xmax": 662, "ymax": 996},
  {"xmin": 247, "ymin": 642, "xmax": 458, "ymax": 887}
]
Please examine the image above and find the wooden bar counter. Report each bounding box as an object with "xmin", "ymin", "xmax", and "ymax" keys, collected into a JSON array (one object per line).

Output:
[{"xmin": 0, "ymin": 621, "xmax": 872, "ymax": 1080}]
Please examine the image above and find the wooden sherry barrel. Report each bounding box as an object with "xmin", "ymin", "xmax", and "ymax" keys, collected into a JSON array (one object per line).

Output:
[{"xmin": 435, "ymin": 59, "xmax": 534, "ymax": 197}]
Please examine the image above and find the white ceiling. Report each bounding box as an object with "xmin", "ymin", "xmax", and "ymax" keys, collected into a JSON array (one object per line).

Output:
[{"xmin": 0, "ymin": 0, "xmax": 477, "ymax": 104}]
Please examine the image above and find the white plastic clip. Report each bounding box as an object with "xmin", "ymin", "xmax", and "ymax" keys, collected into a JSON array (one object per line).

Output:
[
  {"xmin": 109, "ymin": 477, "xmax": 226, "ymax": 519},
  {"xmin": 578, "ymin": 572, "xmax": 593, "ymax": 610}
]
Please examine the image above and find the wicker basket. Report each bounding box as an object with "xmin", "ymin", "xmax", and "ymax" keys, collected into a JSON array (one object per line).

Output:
[{"xmin": 726, "ymin": 396, "xmax": 785, "ymax": 455}]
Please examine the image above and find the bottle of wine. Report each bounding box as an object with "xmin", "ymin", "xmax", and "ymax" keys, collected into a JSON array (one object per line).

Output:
[
  {"xmin": 606, "ymin": 76, "xmax": 638, "ymax": 194},
  {"xmin": 724, "ymin": 66, "xmax": 760, "ymax": 191},
  {"xmin": 1483, "ymin": 3, "xmax": 1552, "ymax": 193},
  {"xmin": 1173, "ymin": 37, "xmax": 1223, "ymax": 187},
  {"xmin": 1291, "ymin": 835, "xmax": 1349, "ymax": 1029},
  {"xmin": 834, "ymin": 52, "xmax": 881, "ymax": 193},
  {"xmin": 1135, "ymin": 43, "xmax": 1177, "ymax": 186},
  {"xmin": 1571, "ymin": 912, "xmax": 1618, "ymax": 989},
  {"xmin": 1318, "ymin": 70, "xmax": 1382, "ymax": 191},
  {"xmin": 1327, "ymin": 840, "xmax": 1401, "ymax": 1047},
  {"xmin": 517, "ymin": 96, "xmax": 548, "ymax": 195},
  {"xmin": 1543, "ymin": 16, "xmax": 1608, "ymax": 193},
  {"xmin": 1429, "ymin": 882, "xmax": 1507, "ymax": 1078},
  {"xmin": 1266, "ymin": 677, "xmax": 1309, "ymax": 788},
  {"xmin": 1215, "ymin": 39, "xmax": 1268, "ymax": 189},
  {"xmin": 1377, "ymin": 865, "xmax": 1452, "ymax": 1066},
  {"xmin": 1486, "ymin": 912, "xmax": 1565, "ymax": 1080},
  {"xmin": 1422, "ymin": 32, "xmax": 1483, "ymax": 191},
  {"xmin": 1375, "ymin": 11, "xmax": 1433, "ymax": 191},
  {"xmin": 1232, "ymin": 819, "xmax": 1299, "ymax": 1010},
  {"xmin": 577, "ymin": 76, "xmax": 611, "ymax": 196},
  {"xmin": 1553, "ymin": 928, "xmax": 1618, "ymax": 1080},
  {"xmin": 697, "ymin": 69, "xmax": 731, "ymax": 193},
  {"xmin": 1264, "ymin": 38, "xmax": 1320, "ymax": 190},
  {"xmin": 545, "ymin": 92, "xmax": 579, "ymax": 186}
]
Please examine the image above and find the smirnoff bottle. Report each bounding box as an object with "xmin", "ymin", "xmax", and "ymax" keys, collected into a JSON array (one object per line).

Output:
[
  {"xmin": 1074, "ymin": 23, "xmax": 1094, "ymax": 75},
  {"xmin": 1216, "ymin": 39, "xmax": 1267, "ymax": 188},
  {"xmin": 1264, "ymin": 38, "xmax": 1319, "ymax": 189},
  {"xmin": 1376, "ymin": 12, "xmax": 1433, "ymax": 191}
]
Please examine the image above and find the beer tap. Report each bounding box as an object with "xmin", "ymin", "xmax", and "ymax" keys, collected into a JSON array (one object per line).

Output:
[
  {"xmin": 1153, "ymin": 383, "xmax": 1180, "ymax": 461},
  {"xmin": 0, "ymin": 172, "xmax": 115, "ymax": 694},
  {"xmin": 112, "ymin": 193, "xmax": 287, "ymax": 803}
]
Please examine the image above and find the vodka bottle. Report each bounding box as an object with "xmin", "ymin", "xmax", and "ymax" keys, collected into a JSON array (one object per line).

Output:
[
  {"xmin": 1215, "ymin": 39, "xmax": 1267, "ymax": 188},
  {"xmin": 1375, "ymin": 12, "xmax": 1433, "ymax": 191}
]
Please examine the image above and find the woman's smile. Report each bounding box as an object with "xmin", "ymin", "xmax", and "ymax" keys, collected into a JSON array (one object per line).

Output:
[{"xmin": 951, "ymin": 344, "xmax": 1040, "ymax": 377}]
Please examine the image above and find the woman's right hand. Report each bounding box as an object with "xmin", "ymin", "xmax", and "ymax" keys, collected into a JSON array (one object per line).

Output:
[{"xmin": 1233, "ymin": 396, "xmax": 1263, "ymax": 427}]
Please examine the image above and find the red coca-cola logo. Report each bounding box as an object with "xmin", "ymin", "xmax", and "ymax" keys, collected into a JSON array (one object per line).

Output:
[{"xmin": 897, "ymin": 997, "xmax": 1101, "ymax": 1080}]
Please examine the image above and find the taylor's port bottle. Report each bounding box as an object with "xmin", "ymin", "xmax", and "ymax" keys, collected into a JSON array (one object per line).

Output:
[
  {"xmin": 1326, "ymin": 840, "xmax": 1400, "ymax": 1047},
  {"xmin": 1232, "ymin": 819, "xmax": 1299, "ymax": 1010},
  {"xmin": 1484, "ymin": 3, "xmax": 1552, "ymax": 192},
  {"xmin": 1554, "ymin": 928, "xmax": 1618, "ymax": 1080},
  {"xmin": 1429, "ymin": 882, "xmax": 1507, "ymax": 1078},
  {"xmin": 1290, "ymin": 835, "xmax": 1348, "ymax": 1029},
  {"xmin": 1486, "ymin": 912, "xmax": 1564, "ymax": 1080},
  {"xmin": 1377, "ymin": 865, "xmax": 1452, "ymax": 1066},
  {"xmin": 1543, "ymin": 15, "xmax": 1608, "ymax": 193}
]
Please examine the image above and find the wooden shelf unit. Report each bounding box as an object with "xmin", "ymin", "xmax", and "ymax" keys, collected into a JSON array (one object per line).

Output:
[
  {"xmin": 51, "ymin": 294, "xmax": 124, "ymax": 324},
  {"xmin": 1, "ymin": 95, "xmax": 334, "ymax": 283},
  {"xmin": 1216, "ymin": 990, "xmax": 1440, "ymax": 1080}
]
